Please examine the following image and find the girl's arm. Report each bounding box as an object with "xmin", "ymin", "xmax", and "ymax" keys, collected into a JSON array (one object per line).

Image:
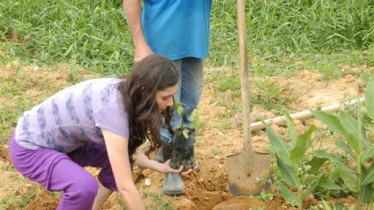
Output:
[
  {"xmin": 101, "ymin": 129, "xmax": 145, "ymax": 210},
  {"xmin": 132, "ymin": 150, "xmax": 183, "ymax": 173}
]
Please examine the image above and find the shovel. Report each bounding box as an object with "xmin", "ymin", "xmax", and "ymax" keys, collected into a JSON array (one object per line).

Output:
[{"xmin": 226, "ymin": 0, "xmax": 271, "ymax": 196}]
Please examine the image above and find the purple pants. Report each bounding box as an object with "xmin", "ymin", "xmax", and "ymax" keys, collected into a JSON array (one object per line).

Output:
[{"xmin": 9, "ymin": 133, "xmax": 117, "ymax": 210}]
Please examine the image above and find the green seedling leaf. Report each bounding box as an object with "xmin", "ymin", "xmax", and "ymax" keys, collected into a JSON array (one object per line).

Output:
[
  {"xmin": 340, "ymin": 111, "xmax": 359, "ymax": 136},
  {"xmin": 361, "ymin": 164, "xmax": 374, "ymax": 186},
  {"xmin": 182, "ymin": 128, "xmax": 190, "ymax": 139},
  {"xmin": 361, "ymin": 165, "xmax": 374, "ymax": 203},
  {"xmin": 318, "ymin": 180, "xmax": 344, "ymax": 190},
  {"xmin": 312, "ymin": 110, "xmax": 342, "ymax": 133},
  {"xmin": 285, "ymin": 113, "xmax": 297, "ymax": 146},
  {"xmin": 266, "ymin": 125, "xmax": 292, "ymax": 166},
  {"xmin": 321, "ymin": 200, "xmax": 333, "ymax": 210},
  {"xmin": 340, "ymin": 111, "xmax": 361, "ymax": 145},
  {"xmin": 340, "ymin": 110, "xmax": 370, "ymax": 149},
  {"xmin": 362, "ymin": 137, "xmax": 371, "ymax": 149},
  {"xmin": 177, "ymin": 105, "xmax": 184, "ymax": 117},
  {"xmin": 278, "ymin": 181, "xmax": 298, "ymax": 206},
  {"xmin": 305, "ymin": 157, "xmax": 328, "ymax": 174},
  {"xmin": 314, "ymin": 150, "xmax": 359, "ymax": 192},
  {"xmin": 312, "ymin": 110, "xmax": 359, "ymax": 153},
  {"xmin": 303, "ymin": 179, "xmax": 321, "ymax": 199},
  {"xmin": 333, "ymin": 139, "xmax": 354, "ymax": 158},
  {"xmin": 361, "ymin": 184, "xmax": 374, "ymax": 204},
  {"xmin": 335, "ymin": 203, "xmax": 348, "ymax": 210},
  {"xmin": 366, "ymin": 78, "xmax": 374, "ymax": 120},
  {"xmin": 362, "ymin": 143, "xmax": 374, "ymax": 162},
  {"xmin": 290, "ymin": 125, "xmax": 315, "ymax": 164},
  {"xmin": 276, "ymin": 155, "xmax": 298, "ymax": 188}
]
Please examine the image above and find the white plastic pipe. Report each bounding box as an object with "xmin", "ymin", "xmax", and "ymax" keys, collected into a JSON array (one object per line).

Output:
[{"xmin": 250, "ymin": 97, "xmax": 366, "ymax": 131}]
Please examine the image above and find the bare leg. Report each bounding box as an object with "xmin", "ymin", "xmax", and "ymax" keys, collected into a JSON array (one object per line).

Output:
[{"xmin": 92, "ymin": 181, "xmax": 113, "ymax": 210}]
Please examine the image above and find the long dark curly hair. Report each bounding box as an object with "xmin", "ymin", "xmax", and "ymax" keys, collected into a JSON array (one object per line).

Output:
[{"xmin": 117, "ymin": 54, "xmax": 179, "ymax": 162}]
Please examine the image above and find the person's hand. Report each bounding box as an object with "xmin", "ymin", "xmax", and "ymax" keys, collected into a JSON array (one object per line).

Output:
[
  {"xmin": 182, "ymin": 162, "xmax": 200, "ymax": 179},
  {"xmin": 162, "ymin": 160, "xmax": 197, "ymax": 178},
  {"xmin": 134, "ymin": 43, "xmax": 153, "ymax": 62},
  {"xmin": 132, "ymin": 151, "xmax": 199, "ymax": 178}
]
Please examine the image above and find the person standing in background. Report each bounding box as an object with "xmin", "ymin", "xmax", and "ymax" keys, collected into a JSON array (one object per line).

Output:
[{"xmin": 122, "ymin": 0, "xmax": 213, "ymax": 195}]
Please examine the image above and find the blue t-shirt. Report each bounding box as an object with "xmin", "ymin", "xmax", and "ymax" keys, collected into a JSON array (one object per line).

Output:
[
  {"xmin": 142, "ymin": 0, "xmax": 212, "ymax": 60},
  {"xmin": 15, "ymin": 78, "xmax": 129, "ymax": 153}
]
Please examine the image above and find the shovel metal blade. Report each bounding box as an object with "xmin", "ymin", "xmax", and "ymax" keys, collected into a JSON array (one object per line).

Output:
[{"xmin": 227, "ymin": 150, "xmax": 271, "ymax": 196}]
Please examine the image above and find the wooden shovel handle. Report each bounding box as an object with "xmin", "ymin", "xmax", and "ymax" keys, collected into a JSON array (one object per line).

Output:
[{"xmin": 237, "ymin": 0, "xmax": 252, "ymax": 150}]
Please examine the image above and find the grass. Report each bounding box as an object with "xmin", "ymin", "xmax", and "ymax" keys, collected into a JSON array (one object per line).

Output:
[
  {"xmin": 0, "ymin": 0, "xmax": 133, "ymax": 75},
  {"xmin": 0, "ymin": 62, "xmax": 98, "ymax": 142},
  {"xmin": 142, "ymin": 192, "xmax": 174, "ymax": 210},
  {"xmin": 0, "ymin": 164, "xmax": 38, "ymax": 209},
  {"xmin": 1, "ymin": 0, "xmax": 374, "ymax": 73},
  {"xmin": 252, "ymin": 79, "xmax": 293, "ymax": 113},
  {"xmin": 210, "ymin": 0, "xmax": 374, "ymax": 66}
]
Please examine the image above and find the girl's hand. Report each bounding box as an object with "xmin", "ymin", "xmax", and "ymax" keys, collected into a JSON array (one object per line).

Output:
[
  {"xmin": 162, "ymin": 160, "xmax": 194, "ymax": 178},
  {"xmin": 132, "ymin": 151, "xmax": 196, "ymax": 178}
]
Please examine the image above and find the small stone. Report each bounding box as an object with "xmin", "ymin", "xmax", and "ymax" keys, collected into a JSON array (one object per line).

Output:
[
  {"xmin": 144, "ymin": 178, "xmax": 151, "ymax": 186},
  {"xmin": 194, "ymin": 165, "xmax": 201, "ymax": 172}
]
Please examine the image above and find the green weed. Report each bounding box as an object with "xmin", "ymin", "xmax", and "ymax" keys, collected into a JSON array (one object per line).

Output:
[
  {"xmin": 253, "ymin": 80, "xmax": 292, "ymax": 113},
  {"xmin": 0, "ymin": 0, "xmax": 133, "ymax": 74},
  {"xmin": 142, "ymin": 192, "xmax": 174, "ymax": 210},
  {"xmin": 266, "ymin": 115, "xmax": 324, "ymax": 209},
  {"xmin": 211, "ymin": 148, "xmax": 220, "ymax": 156},
  {"xmin": 312, "ymin": 78, "xmax": 374, "ymax": 210},
  {"xmin": 1, "ymin": 0, "xmax": 374, "ymax": 72}
]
